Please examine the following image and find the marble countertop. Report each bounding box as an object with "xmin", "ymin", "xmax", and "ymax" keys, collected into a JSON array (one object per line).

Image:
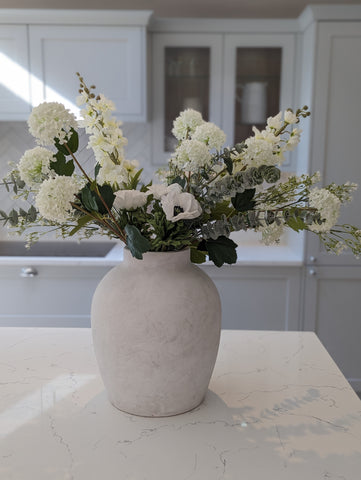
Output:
[{"xmin": 1, "ymin": 328, "xmax": 360, "ymax": 479}]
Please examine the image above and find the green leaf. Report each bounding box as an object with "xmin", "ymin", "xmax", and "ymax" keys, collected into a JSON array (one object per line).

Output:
[
  {"xmin": 190, "ymin": 247, "xmax": 207, "ymax": 264},
  {"xmin": 171, "ymin": 176, "xmax": 186, "ymax": 189},
  {"xmin": 125, "ymin": 224, "xmax": 151, "ymax": 259},
  {"xmin": 224, "ymin": 157, "xmax": 233, "ymax": 175},
  {"xmin": 128, "ymin": 169, "xmax": 143, "ymax": 190},
  {"xmin": 27, "ymin": 205, "xmax": 37, "ymax": 222},
  {"xmin": 95, "ymin": 184, "xmax": 115, "ymax": 214},
  {"xmin": 231, "ymin": 188, "xmax": 256, "ymax": 212},
  {"xmin": 68, "ymin": 214, "xmax": 93, "ymax": 236},
  {"xmin": 285, "ymin": 215, "xmax": 307, "ymax": 232},
  {"xmin": 81, "ymin": 185, "xmax": 99, "ymax": 212},
  {"xmin": 50, "ymin": 151, "xmax": 75, "ymax": 176},
  {"xmin": 94, "ymin": 163, "xmax": 101, "ymax": 178},
  {"xmin": 66, "ymin": 128, "xmax": 79, "ymax": 153},
  {"xmin": 210, "ymin": 200, "xmax": 233, "ymax": 220},
  {"xmin": 205, "ymin": 235, "xmax": 238, "ymax": 267}
]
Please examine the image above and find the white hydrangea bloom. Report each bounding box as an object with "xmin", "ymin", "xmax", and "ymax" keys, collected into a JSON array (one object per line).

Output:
[
  {"xmin": 284, "ymin": 110, "xmax": 298, "ymax": 124},
  {"xmin": 172, "ymin": 139, "xmax": 212, "ymax": 172},
  {"xmin": 18, "ymin": 147, "xmax": 54, "ymax": 187},
  {"xmin": 28, "ymin": 102, "xmax": 77, "ymax": 146},
  {"xmin": 308, "ymin": 187, "xmax": 341, "ymax": 233},
  {"xmin": 35, "ymin": 176, "xmax": 80, "ymax": 223},
  {"xmin": 172, "ymin": 109, "xmax": 204, "ymax": 141},
  {"xmin": 113, "ymin": 189, "xmax": 148, "ymax": 210},
  {"xmin": 192, "ymin": 122, "xmax": 226, "ymax": 150},
  {"xmin": 161, "ymin": 189, "xmax": 202, "ymax": 222},
  {"xmin": 243, "ymin": 127, "xmax": 283, "ymax": 167}
]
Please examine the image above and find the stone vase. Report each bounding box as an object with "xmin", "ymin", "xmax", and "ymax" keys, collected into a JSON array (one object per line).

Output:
[{"xmin": 91, "ymin": 248, "xmax": 221, "ymax": 417}]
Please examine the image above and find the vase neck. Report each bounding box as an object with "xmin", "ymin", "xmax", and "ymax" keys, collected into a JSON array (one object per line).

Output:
[{"xmin": 123, "ymin": 248, "xmax": 191, "ymax": 268}]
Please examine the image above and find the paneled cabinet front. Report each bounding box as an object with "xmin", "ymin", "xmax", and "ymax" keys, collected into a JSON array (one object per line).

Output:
[
  {"xmin": 0, "ymin": 25, "xmax": 31, "ymax": 120},
  {"xmin": 29, "ymin": 25, "xmax": 147, "ymax": 122}
]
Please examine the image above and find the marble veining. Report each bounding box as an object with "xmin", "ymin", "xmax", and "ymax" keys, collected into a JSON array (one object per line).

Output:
[{"xmin": 0, "ymin": 328, "xmax": 360, "ymax": 479}]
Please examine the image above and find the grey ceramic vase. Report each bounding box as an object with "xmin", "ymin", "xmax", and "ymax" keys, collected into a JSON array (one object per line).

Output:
[{"xmin": 91, "ymin": 248, "xmax": 221, "ymax": 417}]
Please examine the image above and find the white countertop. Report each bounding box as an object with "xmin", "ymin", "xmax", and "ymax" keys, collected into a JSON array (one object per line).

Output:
[{"xmin": 1, "ymin": 328, "xmax": 360, "ymax": 479}]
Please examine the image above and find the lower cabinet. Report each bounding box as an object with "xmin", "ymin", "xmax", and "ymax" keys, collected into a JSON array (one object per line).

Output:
[
  {"xmin": 0, "ymin": 264, "xmax": 112, "ymax": 327},
  {"xmin": 303, "ymin": 265, "xmax": 361, "ymax": 391},
  {"xmin": 203, "ymin": 265, "xmax": 303, "ymax": 331}
]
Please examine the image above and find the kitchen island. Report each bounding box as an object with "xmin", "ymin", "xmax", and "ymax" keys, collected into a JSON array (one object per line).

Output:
[{"xmin": 0, "ymin": 328, "xmax": 360, "ymax": 479}]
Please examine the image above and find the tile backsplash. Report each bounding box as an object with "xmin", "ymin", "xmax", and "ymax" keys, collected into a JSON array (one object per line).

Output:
[{"xmin": 0, "ymin": 121, "xmax": 154, "ymax": 241}]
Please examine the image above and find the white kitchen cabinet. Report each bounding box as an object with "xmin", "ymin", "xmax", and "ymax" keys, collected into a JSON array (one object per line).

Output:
[
  {"xmin": 204, "ymin": 265, "xmax": 303, "ymax": 331},
  {"xmin": 29, "ymin": 25, "xmax": 147, "ymax": 122},
  {"xmin": 151, "ymin": 33, "xmax": 223, "ymax": 165},
  {"xmin": 0, "ymin": 263, "xmax": 112, "ymax": 327},
  {"xmin": 303, "ymin": 266, "xmax": 361, "ymax": 391},
  {"xmin": 150, "ymin": 24, "xmax": 297, "ymax": 169},
  {"xmin": 0, "ymin": 25, "xmax": 31, "ymax": 120},
  {"xmin": 301, "ymin": 20, "xmax": 361, "ymax": 266}
]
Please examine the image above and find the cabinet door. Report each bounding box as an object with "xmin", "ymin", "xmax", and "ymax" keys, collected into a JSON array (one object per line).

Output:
[
  {"xmin": 151, "ymin": 33, "xmax": 223, "ymax": 166},
  {"xmin": 303, "ymin": 266, "xmax": 361, "ymax": 391},
  {"xmin": 222, "ymin": 34, "xmax": 296, "ymax": 170},
  {"xmin": 29, "ymin": 25, "xmax": 147, "ymax": 122},
  {"xmin": 204, "ymin": 265, "xmax": 302, "ymax": 331},
  {"xmin": 306, "ymin": 22, "xmax": 361, "ymax": 266},
  {"xmin": 0, "ymin": 25, "xmax": 31, "ymax": 120}
]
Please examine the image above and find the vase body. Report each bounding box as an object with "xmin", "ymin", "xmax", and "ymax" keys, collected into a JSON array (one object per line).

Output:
[{"xmin": 91, "ymin": 248, "xmax": 221, "ymax": 417}]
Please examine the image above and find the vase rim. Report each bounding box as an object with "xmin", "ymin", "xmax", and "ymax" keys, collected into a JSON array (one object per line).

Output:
[{"xmin": 123, "ymin": 247, "xmax": 191, "ymax": 266}]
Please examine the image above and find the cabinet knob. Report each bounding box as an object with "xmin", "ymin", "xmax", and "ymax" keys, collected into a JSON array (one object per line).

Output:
[
  {"xmin": 308, "ymin": 268, "xmax": 317, "ymax": 276},
  {"xmin": 20, "ymin": 267, "xmax": 38, "ymax": 278},
  {"xmin": 309, "ymin": 256, "xmax": 317, "ymax": 263}
]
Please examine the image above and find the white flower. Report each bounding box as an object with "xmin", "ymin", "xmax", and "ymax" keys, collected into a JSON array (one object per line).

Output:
[
  {"xmin": 172, "ymin": 139, "xmax": 212, "ymax": 172},
  {"xmin": 284, "ymin": 110, "xmax": 298, "ymax": 124},
  {"xmin": 147, "ymin": 183, "xmax": 182, "ymax": 200},
  {"xmin": 284, "ymin": 128, "xmax": 302, "ymax": 151},
  {"xmin": 172, "ymin": 109, "xmax": 204, "ymax": 141},
  {"xmin": 35, "ymin": 176, "xmax": 80, "ymax": 223},
  {"xmin": 260, "ymin": 221, "xmax": 285, "ymax": 246},
  {"xmin": 192, "ymin": 122, "xmax": 226, "ymax": 150},
  {"xmin": 243, "ymin": 127, "xmax": 283, "ymax": 167},
  {"xmin": 18, "ymin": 147, "xmax": 54, "ymax": 187},
  {"xmin": 308, "ymin": 187, "xmax": 341, "ymax": 233},
  {"xmin": 97, "ymin": 158, "xmax": 129, "ymax": 188},
  {"xmin": 266, "ymin": 112, "xmax": 283, "ymax": 131},
  {"xmin": 113, "ymin": 189, "xmax": 148, "ymax": 210},
  {"xmin": 161, "ymin": 189, "xmax": 202, "ymax": 222},
  {"xmin": 28, "ymin": 102, "xmax": 77, "ymax": 146}
]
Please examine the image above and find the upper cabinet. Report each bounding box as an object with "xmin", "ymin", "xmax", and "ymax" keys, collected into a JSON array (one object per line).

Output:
[
  {"xmin": 151, "ymin": 33, "xmax": 223, "ymax": 165},
  {"xmin": 150, "ymin": 21, "xmax": 297, "ymax": 168},
  {"xmin": 0, "ymin": 10, "xmax": 152, "ymax": 122},
  {"xmin": 0, "ymin": 25, "xmax": 31, "ymax": 120}
]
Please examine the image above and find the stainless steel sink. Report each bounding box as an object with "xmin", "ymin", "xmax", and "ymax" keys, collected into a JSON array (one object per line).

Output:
[{"xmin": 0, "ymin": 241, "xmax": 117, "ymax": 257}]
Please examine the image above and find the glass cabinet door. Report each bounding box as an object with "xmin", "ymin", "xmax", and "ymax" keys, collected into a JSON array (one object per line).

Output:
[
  {"xmin": 152, "ymin": 34, "xmax": 222, "ymax": 166},
  {"xmin": 164, "ymin": 47, "xmax": 210, "ymax": 152},
  {"xmin": 234, "ymin": 47, "xmax": 281, "ymax": 144},
  {"xmin": 222, "ymin": 34, "xmax": 296, "ymax": 168}
]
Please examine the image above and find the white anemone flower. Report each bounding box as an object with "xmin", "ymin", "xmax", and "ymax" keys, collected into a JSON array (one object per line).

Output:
[
  {"xmin": 113, "ymin": 189, "xmax": 148, "ymax": 210},
  {"xmin": 161, "ymin": 189, "xmax": 202, "ymax": 222}
]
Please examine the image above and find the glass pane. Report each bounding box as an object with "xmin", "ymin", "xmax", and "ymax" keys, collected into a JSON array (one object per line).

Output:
[
  {"xmin": 234, "ymin": 48, "xmax": 281, "ymax": 144},
  {"xmin": 164, "ymin": 47, "xmax": 210, "ymax": 152}
]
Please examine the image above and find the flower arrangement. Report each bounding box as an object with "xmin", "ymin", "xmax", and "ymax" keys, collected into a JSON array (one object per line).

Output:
[{"xmin": 1, "ymin": 74, "xmax": 360, "ymax": 266}]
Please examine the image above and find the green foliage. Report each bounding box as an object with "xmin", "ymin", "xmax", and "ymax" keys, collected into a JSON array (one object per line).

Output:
[
  {"xmin": 190, "ymin": 246, "xmax": 207, "ymax": 264},
  {"xmin": 54, "ymin": 128, "xmax": 78, "ymax": 155},
  {"xmin": 68, "ymin": 215, "xmax": 93, "ymax": 236},
  {"xmin": 200, "ymin": 235, "xmax": 238, "ymax": 267},
  {"xmin": 231, "ymin": 188, "xmax": 256, "ymax": 212},
  {"xmin": 50, "ymin": 152, "xmax": 75, "ymax": 176},
  {"xmin": 124, "ymin": 224, "xmax": 151, "ymax": 259}
]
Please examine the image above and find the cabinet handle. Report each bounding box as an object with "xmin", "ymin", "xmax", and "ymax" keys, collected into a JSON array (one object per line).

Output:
[
  {"xmin": 308, "ymin": 268, "xmax": 317, "ymax": 276},
  {"xmin": 20, "ymin": 267, "xmax": 38, "ymax": 278}
]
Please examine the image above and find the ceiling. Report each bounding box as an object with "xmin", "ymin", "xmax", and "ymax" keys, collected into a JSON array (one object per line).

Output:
[{"xmin": 1, "ymin": 0, "xmax": 361, "ymax": 18}]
